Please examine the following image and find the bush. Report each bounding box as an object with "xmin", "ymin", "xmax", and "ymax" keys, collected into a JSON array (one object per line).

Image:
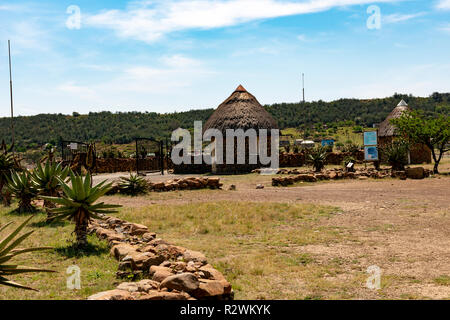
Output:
[
  {"xmin": 381, "ymin": 139, "xmax": 409, "ymax": 171},
  {"xmin": 307, "ymin": 147, "xmax": 327, "ymax": 172},
  {"xmin": 118, "ymin": 173, "xmax": 148, "ymax": 196}
]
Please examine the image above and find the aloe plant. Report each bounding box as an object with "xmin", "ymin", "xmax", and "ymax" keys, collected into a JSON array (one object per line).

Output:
[
  {"xmin": 7, "ymin": 170, "xmax": 39, "ymax": 213},
  {"xmin": 118, "ymin": 173, "xmax": 148, "ymax": 196},
  {"xmin": 0, "ymin": 216, "xmax": 54, "ymax": 290},
  {"xmin": 0, "ymin": 153, "xmax": 16, "ymax": 207},
  {"xmin": 31, "ymin": 162, "xmax": 69, "ymax": 213},
  {"xmin": 42, "ymin": 172, "xmax": 121, "ymax": 248},
  {"xmin": 307, "ymin": 147, "xmax": 327, "ymax": 172}
]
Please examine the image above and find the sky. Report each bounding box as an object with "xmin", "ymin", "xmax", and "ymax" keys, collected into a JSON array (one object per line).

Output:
[{"xmin": 0, "ymin": 0, "xmax": 449, "ymax": 117}]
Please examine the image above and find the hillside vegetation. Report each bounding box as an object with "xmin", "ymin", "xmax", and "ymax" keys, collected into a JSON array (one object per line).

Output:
[{"xmin": 1, "ymin": 92, "xmax": 448, "ymax": 151}]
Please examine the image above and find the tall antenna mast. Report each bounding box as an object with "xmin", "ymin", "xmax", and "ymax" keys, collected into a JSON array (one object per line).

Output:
[
  {"xmin": 302, "ymin": 73, "xmax": 305, "ymax": 104},
  {"xmin": 8, "ymin": 40, "xmax": 15, "ymax": 153}
]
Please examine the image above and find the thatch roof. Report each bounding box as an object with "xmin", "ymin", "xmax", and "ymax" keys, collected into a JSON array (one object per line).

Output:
[
  {"xmin": 378, "ymin": 100, "xmax": 410, "ymax": 137},
  {"xmin": 203, "ymin": 85, "xmax": 278, "ymax": 134}
]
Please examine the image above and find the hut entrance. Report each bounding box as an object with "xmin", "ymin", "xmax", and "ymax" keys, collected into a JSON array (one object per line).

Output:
[{"xmin": 135, "ymin": 138, "xmax": 165, "ymax": 176}]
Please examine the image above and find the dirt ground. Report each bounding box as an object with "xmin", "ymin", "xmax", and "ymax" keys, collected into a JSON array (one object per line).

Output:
[{"xmin": 97, "ymin": 171, "xmax": 449, "ymax": 299}]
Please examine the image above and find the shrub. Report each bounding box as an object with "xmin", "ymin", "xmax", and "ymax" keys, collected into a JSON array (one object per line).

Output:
[
  {"xmin": 7, "ymin": 170, "xmax": 39, "ymax": 213},
  {"xmin": 118, "ymin": 173, "xmax": 148, "ymax": 196},
  {"xmin": 307, "ymin": 147, "xmax": 327, "ymax": 172},
  {"xmin": 381, "ymin": 139, "xmax": 409, "ymax": 171}
]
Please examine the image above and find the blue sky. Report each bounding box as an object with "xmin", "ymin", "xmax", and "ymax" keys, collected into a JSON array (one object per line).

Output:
[{"xmin": 0, "ymin": 0, "xmax": 449, "ymax": 116}]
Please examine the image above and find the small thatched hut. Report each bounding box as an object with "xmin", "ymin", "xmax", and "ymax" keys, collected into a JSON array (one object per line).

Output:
[
  {"xmin": 204, "ymin": 85, "xmax": 279, "ymax": 174},
  {"xmin": 378, "ymin": 100, "xmax": 431, "ymax": 164}
]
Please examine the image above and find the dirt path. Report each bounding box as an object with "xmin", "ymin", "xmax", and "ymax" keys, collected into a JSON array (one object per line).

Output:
[{"xmin": 103, "ymin": 175, "xmax": 450, "ymax": 299}]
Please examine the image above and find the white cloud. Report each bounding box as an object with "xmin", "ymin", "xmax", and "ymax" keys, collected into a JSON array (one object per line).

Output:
[
  {"xmin": 57, "ymin": 82, "xmax": 96, "ymax": 97},
  {"xmin": 297, "ymin": 34, "xmax": 307, "ymax": 41},
  {"xmin": 160, "ymin": 54, "xmax": 201, "ymax": 68},
  {"xmin": 436, "ymin": 0, "xmax": 450, "ymax": 10},
  {"xmin": 439, "ymin": 23, "xmax": 450, "ymax": 33},
  {"xmin": 383, "ymin": 12, "xmax": 426, "ymax": 24},
  {"xmin": 86, "ymin": 0, "xmax": 401, "ymax": 43}
]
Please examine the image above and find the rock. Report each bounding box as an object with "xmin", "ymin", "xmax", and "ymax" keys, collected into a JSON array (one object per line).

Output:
[
  {"xmin": 123, "ymin": 252, "xmax": 166, "ymax": 270},
  {"xmin": 167, "ymin": 245, "xmax": 186, "ymax": 258},
  {"xmin": 228, "ymin": 185, "xmax": 236, "ymax": 191},
  {"xmin": 160, "ymin": 273, "xmax": 200, "ymax": 293},
  {"xmin": 392, "ymin": 171, "xmax": 407, "ymax": 180},
  {"xmin": 150, "ymin": 266, "xmax": 174, "ymax": 282},
  {"xmin": 136, "ymin": 279, "xmax": 159, "ymax": 292},
  {"xmin": 138, "ymin": 290, "xmax": 190, "ymax": 300},
  {"xmin": 118, "ymin": 261, "xmax": 133, "ymax": 271},
  {"xmin": 116, "ymin": 282, "xmax": 139, "ymax": 292},
  {"xmin": 88, "ymin": 289, "xmax": 132, "ymax": 300},
  {"xmin": 192, "ymin": 279, "xmax": 225, "ymax": 298},
  {"xmin": 160, "ymin": 261, "xmax": 172, "ymax": 268},
  {"xmin": 128, "ymin": 223, "xmax": 149, "ymax": 236},
  {"xmin": 174, "ymin": 261, "xmax": 187, "ymax": 272},
  {"xmin": 183, "ymin": 250, "xmax": 207, "ymax": 265},
  {"xmin": 406, "ymin": 167, "xmax": 425, "ymax": 179},
  {"xmin": 142, "ymin": 232, "xmax": 156, "ymax": 242},
  {"xmin": 256, "ymin": 184, "xmax": 264, "ymax": 189},
  {"xmin": 110, "ymin": 243, "xmax": 137, "ymax": 261}
]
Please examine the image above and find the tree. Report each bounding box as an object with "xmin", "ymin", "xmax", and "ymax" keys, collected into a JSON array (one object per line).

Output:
[
  {"xmin": 42, "ymin": 172, "xmax": 121, "ymax": 248},
  {"xmin": 391, "ymin": 111, "xmax": 450, "ymax": 173},
  {"xmin": 31, "ymin": 161, "xmax": 69, "ymax": 219}
]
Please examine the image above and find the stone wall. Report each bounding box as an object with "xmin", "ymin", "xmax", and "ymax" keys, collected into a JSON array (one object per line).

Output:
[{"xmin": 88, "ymin": 216, "xmax": 233, "ymax": 301}]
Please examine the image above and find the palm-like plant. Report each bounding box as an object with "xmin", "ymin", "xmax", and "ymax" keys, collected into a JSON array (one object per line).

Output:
[
  {"xmin": 31, "ymin": 162, "xmax": 69, "ymax": 212},
  {"xmin": 7, "ymin": 170, "xmax": 39, "ymax": 213},
  {"xmin": 0, "ymin": 153, "xmax": 16, "ymax": 207},
  {"xmin": 118, "ymin": 173, "xmax": 148, "ymax": 196},
  {"xmin": 42, "ymin": 172, "xmax": 121, "ymax": 248},
  {"xmin": 0, "ymin": 216, "xmax": 54, "ymax": 290},
  {"xmin": 307, "ymin": 147, "xmax": 327, "ymax": 172}
]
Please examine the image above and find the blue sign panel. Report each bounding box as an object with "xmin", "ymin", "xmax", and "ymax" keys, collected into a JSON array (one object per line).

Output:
[
  {"xmin": 364, "ymin": 131, "xmax": 378, "ymax": 146},
  {"xmin": 321, "ymin": 139, "xmax": 335, "ymax": 147},
  {"xmin": 364, "ymin": 146, "xmax": 379, "ymax": 161}
]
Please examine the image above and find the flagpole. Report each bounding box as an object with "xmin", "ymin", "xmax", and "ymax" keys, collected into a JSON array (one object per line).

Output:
[{"xmin": 8, "ymin": 40, "xmax": 15, "ymax": 153}]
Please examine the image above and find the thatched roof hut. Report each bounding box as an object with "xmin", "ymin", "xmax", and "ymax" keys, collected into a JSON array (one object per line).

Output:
[
  {"xmin": 204, "ymin": 85, "xmax": 278, "ymax": 134},
  {"xmin": 378, "ymin": 100, "xmax": 410, "ymax": 137}
]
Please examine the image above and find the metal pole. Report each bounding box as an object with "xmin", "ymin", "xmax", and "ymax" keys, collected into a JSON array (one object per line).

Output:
[
  {"xmin": 135, "ymin": 139, "xmax": 139, "ymax": 175},
  {"xmin": 302, "ymin": 73, "xmax": 305, "ymax": 104},
  {"xmin": 8, "ymin": 40, "xmax": 15, "ymax": 153}
]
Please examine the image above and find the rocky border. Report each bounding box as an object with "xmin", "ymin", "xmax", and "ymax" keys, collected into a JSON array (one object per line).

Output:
[
  {"xmin": 87, "ymin": 216, "xmax": 233, "ymax": 300},
  {"xmin": 271, "ymin": 167, "xmax": 432, "ymax": 186}
]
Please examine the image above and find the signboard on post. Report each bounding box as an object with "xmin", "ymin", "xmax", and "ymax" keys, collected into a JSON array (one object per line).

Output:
[
  {"xmin": 363, "ymin": 131, "xmax": 378, "ymax": 162},
  {"xmin": 364, "ymin": 131, "xmax": 377, "ymax": 146},
  {"xmin": 364, "ymin": 146, "xmax": 379, "ymax": 161}
]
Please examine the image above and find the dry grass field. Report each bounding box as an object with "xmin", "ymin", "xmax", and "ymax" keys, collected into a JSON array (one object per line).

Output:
[{"xmin": 1, "ymin": 160, "xmax": 449, "ymax": 300}]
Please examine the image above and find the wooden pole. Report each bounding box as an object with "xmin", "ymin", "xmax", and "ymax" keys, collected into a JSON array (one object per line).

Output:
[{"xmin": 8, "ymin": 40, "xmax": 15, "ymax": 153}]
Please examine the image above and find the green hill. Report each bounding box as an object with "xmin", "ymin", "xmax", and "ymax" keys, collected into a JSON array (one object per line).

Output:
[{"xmin": 1, "ymin": 92, "xmax": 448, "ymax": 152}]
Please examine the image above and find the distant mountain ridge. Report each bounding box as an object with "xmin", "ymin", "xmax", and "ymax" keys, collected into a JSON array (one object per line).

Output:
[{"xmin": 1, "ymin": 92, "xmax": 448, "ymax": 151}]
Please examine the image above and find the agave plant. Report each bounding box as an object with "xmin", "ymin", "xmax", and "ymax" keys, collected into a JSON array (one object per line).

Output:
[
  {"xmin": 0, "ymin": 216, "xmax": 54, "ymax": 290},
  {"xmin": 0, "ymin": 153, "xmax": 16, "ymax": 207},
  {"xmin": 31, "ymin": 161, "xmax": 69, "ymax": 212},
  {"xmin": 42, "ymin": 172, "xmax": 121, "ymax": 248},
  {"xmin": 307, "ymin": 147, "xmax": 328, "ymax": 172},
  {"xmin": 118, "ymin": 173, "xmax": 148, "ymax": 196},
  {"xmin": 7, "ymin": 170, "xmax": 39, "ymax": 213}
]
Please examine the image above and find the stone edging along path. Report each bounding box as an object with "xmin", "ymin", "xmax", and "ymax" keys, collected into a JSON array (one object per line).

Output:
[{"xmin": 87, "ymin": 216, "xmax": 233, "ymax": 300}]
